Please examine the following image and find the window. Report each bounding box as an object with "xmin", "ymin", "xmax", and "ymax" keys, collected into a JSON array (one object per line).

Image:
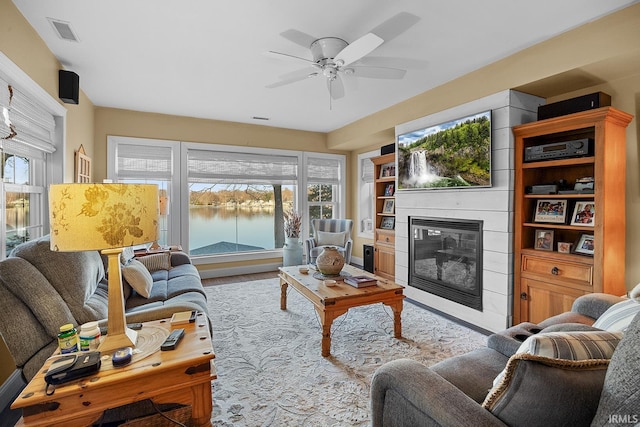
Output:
[
  {"xmin": 0, "ymin": 61, "xmax": 62, "ymax": 258},
  {"xmin": 186, "ymin": 147, "xmax": 299, "ymax": 255},
  {"xmin": 357, "ymin": 150, "xmax": 377, "ymax": 238},
  {"xmin": 107, "ymin": 137, "xmax": 180, "ymax": 247},
  {"xmin": 109, "ymin": 137, "xmax": 346, "ymax": 259},
  {"xmin": 306, "ymin": 155, "xmax": 345, "ymax": 231}
]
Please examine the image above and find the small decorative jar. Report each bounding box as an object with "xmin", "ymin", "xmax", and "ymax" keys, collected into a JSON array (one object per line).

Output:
[{"xmin": 316, "ymin": 246, "xmax": 345, "ymax": 276}]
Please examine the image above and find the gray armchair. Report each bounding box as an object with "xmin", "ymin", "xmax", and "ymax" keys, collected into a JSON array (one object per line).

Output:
[
  {"xmin": 304, "ymin": 219, "xmax": 353, "ymax": 265},
  {"xmin": 371, "ymin": 293, "xmax": 640, "ymax": 426}
]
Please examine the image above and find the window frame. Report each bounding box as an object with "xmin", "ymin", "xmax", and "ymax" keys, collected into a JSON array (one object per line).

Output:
[
  {"xmin": 357, "ymin": 150, "xmax": 377, "ymax": 239},
  {"xmin": 0, "ymin": 52, "xmax": 65, "ymax": 259}
]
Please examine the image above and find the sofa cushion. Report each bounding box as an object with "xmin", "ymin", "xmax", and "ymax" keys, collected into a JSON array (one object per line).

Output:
[
  {"xmin": 138, "ymin": 252, "xmax": 171, "ymax": 272},
  {"xmin": 317, "ymin": 231, "xmax": 347, "ymax": 247},
  {"xmin": 592, "ymin": 298, "xmax": 640, "ymax": 332},
  {"xmin": 122, "ymin": 259, "xmax": 153, "ymax": 298}
]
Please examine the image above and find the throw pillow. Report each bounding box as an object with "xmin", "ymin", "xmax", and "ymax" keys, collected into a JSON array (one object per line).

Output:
[
  {"xmin": 138, "ymin": 252, "xmax": 171, "ymax": 272},
  {"xmin": 592, "ymin": 298, "xmax": 640, "ymax": 332},
  {"xmin": 121, "ymin": 259, "xmax": 153, "ymax": 298},
  {"xmin": 317, "ymin": 231, "xmax": 346, "ymax": 247},
  {"xmin": 482, "ymin": 354, "xmax": 609, "ymax": 426},
  {"xmin": 120, "ymin": 246, "xmax": 135, "ymax": 265},
  {"xmin": 490, "ymin": 330, "xmax": 622, "ymax": 388}
]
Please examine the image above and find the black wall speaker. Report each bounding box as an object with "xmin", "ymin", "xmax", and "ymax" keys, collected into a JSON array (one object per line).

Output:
[
  {"xmin": 363, "ymin": 244, "xmax": 374, "ymax": 273},
  {"xmin": 59, "ymin": 70, "xmax": 79, "ymax": 104},
  {"xmin": 380, "ymin": 143, "xmax": 395, "ymax": 156}
]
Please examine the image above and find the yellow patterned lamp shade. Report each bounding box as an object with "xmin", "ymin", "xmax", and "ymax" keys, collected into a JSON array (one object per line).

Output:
[
  {"xmin": 48, "ymin": 183, "xmax": 159, "ymax": 354},
  {"xmin": 49, "ymin": 183, "xmax": 159, "ymax": 251}
]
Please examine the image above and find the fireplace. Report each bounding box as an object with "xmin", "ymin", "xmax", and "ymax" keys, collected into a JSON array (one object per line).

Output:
[{"xmin": 409, "ymin": 217, "xmax": 483, "ymax": 310}]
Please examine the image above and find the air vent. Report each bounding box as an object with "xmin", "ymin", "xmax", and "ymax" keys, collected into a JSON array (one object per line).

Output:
[
  {"xmin": 252, "ymin": 116, "xmax": 270, "ymax": 121},
  {"xmin": 47, "ymin": 18, "xmax": 79, "ymax": 42}
]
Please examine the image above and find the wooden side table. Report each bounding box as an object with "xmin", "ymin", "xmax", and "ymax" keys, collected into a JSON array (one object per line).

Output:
[{"xmin": 11, "ymin": 316, "xmax": 216, "ymax": 427}]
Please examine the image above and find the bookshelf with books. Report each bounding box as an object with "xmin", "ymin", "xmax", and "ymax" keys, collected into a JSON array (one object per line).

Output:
[{"xmin": 372, "ymin": 152, "xmax": 396, "ymax": 281}]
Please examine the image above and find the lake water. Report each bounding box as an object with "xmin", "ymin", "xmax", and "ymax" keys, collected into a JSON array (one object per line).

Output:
[{"xmin": 189, "ymin": 206, "xmax": 277, "ymax": 254}]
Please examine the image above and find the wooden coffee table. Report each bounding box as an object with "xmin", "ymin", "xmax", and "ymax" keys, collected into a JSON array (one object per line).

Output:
[
  {"xmin": 11, "ymin": 316, "xmax": 216, "ymax": 427},
  {"xmin": 279, "ymin": 264, "xmax": 405, "ymax": 357}
]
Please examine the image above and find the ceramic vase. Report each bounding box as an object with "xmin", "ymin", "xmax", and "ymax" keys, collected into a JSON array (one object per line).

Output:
[
  {"xmin": 283, "ymin": 237, "xmax": 303, "ymax": 266},
  {"xmin": 316, "ymin": 246, "xmax": 345, "ymax": 276}
]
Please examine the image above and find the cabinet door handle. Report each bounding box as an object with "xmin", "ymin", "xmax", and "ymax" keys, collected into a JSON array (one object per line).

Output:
[
  {"xmin": 520, "ymin": 292, "xmax": 528, "ymax": 300},
  {"xmin": 551, "ymin": 266, "xmax": 559, "ymax": 275}
]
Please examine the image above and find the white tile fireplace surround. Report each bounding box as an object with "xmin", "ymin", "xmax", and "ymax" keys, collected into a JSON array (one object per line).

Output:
[{"xmin": 394, "ymin": 90, "xmax": 543, "ymax": 332}]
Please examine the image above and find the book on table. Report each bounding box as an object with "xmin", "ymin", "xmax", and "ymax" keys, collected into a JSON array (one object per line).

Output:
[{"xmin": 344, "ymin": 275, "xmax": 378, "ymax": 288}]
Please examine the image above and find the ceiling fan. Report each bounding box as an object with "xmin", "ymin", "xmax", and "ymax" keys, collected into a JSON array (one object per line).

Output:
[{"xmin": 266, "ymin": 12, "xmax": 420, "ymax": 104}]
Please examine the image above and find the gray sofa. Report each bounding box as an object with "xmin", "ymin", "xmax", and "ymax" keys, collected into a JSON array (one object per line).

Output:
[
  {"xmin": 0, "ymin": 235, "xmax": 209, "ymax": 383},
  {"xmin": 371, "ymin": 292, "xmax": 640, "ymax": 426}
]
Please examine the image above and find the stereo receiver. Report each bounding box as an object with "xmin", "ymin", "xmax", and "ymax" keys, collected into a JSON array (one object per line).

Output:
[{"xmin": 524, "ymin": 138, "xmax": 593, "ymax": 162}]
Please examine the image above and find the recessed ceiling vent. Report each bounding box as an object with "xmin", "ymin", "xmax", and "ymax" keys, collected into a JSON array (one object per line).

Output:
[{"xmin": 47, "ymin": 18, "xmax": 80, "ymax": 42}]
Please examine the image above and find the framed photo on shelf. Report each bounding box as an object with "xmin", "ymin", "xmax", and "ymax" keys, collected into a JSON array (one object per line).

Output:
[
  {"xmin": 534, "ymin": 229, "xmax": 554, "ymax": 251},
  {"xmin": 533, "ymin": 199, "xmax": 568, "ymax": 224},
  {"xmin": 557, "ymin": 242, "xmax": 572, "ymax": 254},
  {"xmin": 574, "ymin": 234, "xmax": 594, "ymax": 256},
  {"xmin": 379, "ymin": 162, "xmax": 396, "ymax": 178},
  {"xmin": 382, "ymin": 199, "xmax": 395, "ymax": 214},
  {"xmin": 384, "ymin": 183, "xmax": 395, "ymax": 196},
  {"xmin": 570, "ymin": 202, "xmax": 595, "ymax": 226},
  {"xmin": 380, "ymin": 216, "xmax": 395, "ymax": 230}
]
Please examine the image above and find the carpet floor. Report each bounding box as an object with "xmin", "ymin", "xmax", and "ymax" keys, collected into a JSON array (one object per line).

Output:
[{"xmin": 206, "ymin": 278, "xmax": 487, "ymax": 426}]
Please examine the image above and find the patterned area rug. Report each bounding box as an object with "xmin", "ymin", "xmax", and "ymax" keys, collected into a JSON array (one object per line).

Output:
[{"xmin": 206, "ymin": 279, "xmax": 487, "ymax": 426}]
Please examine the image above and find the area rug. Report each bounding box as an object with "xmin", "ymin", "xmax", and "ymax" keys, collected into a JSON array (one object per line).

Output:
[{"xmin": 206, "ymin": 279, "xmax": 487, "ymax": 427}]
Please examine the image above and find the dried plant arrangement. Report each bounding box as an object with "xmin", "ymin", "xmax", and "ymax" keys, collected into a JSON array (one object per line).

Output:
[{"xmin": 284, "ymin": 209, "xmax": 302, "ymax": 238}]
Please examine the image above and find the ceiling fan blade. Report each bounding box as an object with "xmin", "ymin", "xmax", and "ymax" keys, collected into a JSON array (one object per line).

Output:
[
  {"xmin": 370, "ymin": 12, "xmax": 420, "ymax": 42},
  {"xmin": 266, "ymin": 50, "xmax": 314, "ymax": 64},
  {"xmin": 351, "ymin": 66, "xmax": 407, "ymax": 79},
  {"xmin": 266, "ymin": 68, "xmax": 317, "ymax": 88},
  {"xmin": 355, "ymin": 56, "xmax": 428, "ymax": 70},
  {"xmin": 334, "ymin": 33, "xmax": 383, "ymax": 67},
  {"xmin": 280, "ymin": 29, "xmax": 317, "ymax": 48},
  {"xmin": 327, "ymin": 76, "xmax": 345, "ymax": 100}
]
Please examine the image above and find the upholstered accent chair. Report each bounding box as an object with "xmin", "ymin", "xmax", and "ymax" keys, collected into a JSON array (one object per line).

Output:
[{"xmin": 304, "ymin": 219, "xmax": 353, "ymax": 265}]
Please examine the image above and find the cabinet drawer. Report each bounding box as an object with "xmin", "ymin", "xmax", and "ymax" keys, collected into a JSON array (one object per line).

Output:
[
  {"xmin": 522, "ymin": 254, "xmax": 592, "ymax": 287},
  {"xmin": 375, "ymin": 230, "xmax": 395, "ymax": 245}
]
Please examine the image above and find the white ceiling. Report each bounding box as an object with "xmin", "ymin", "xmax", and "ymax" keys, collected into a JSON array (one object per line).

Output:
[{"xmin": 10, "ymin": 0, "xmax": 639, "ymax": 133}]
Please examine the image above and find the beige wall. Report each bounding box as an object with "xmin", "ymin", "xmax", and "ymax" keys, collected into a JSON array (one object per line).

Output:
[
  {"xmin": 1, "ymin": 0, "xmax": 639, "ymax": 381},
  {"xmin": 0, "ymin": 0, "xmax": 97, "ymax": 181}
]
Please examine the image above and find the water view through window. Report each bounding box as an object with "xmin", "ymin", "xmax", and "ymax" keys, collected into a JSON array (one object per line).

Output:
[{"xmin": 188, "ymin": 183, "xmax": 295, "ymax": 255}]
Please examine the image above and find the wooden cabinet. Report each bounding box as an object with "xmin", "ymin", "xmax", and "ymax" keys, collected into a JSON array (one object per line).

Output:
[
  {"xmin": 372, "ymin": 153, "xmax": 396, "ymax": 281},
  {"xmin": 513, "ymin": 107, "xmax": 632, "ymax": 324}
]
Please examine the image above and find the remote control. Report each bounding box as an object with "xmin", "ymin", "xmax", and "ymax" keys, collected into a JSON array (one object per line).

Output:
[{"xmin": 161, "ymin": 328, "xmax": 185, "ymax": 351}]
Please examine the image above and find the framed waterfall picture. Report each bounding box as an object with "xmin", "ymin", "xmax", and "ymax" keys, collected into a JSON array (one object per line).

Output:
[{"xmin": 396, "ymin": 110, "xmax": 492, "ymax": 190}]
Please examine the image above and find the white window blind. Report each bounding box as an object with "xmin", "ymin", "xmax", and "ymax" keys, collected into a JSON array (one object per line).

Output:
[
  {"xmin": 307, "ymin": 157, "xmax": 341, "ymax": 184},
  {"xmin": 188, "ymin": 149, "xmax": 298, "ymax": 184},
  {"xmin": 0, "ymin": 76, "xmax": 56, "ymax": 154},
  {"xmin": 116, "ymin": 143, "xmax": 173, "ymax": 179},
  {"xmin": 361, "ymin": 157, "xmax": 374, "ymax": 183}
]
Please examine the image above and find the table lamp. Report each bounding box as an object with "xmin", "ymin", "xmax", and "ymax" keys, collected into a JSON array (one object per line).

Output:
[{"xmin": 49, "ymin": 183, "xmax": 159, "ymax": 354}]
